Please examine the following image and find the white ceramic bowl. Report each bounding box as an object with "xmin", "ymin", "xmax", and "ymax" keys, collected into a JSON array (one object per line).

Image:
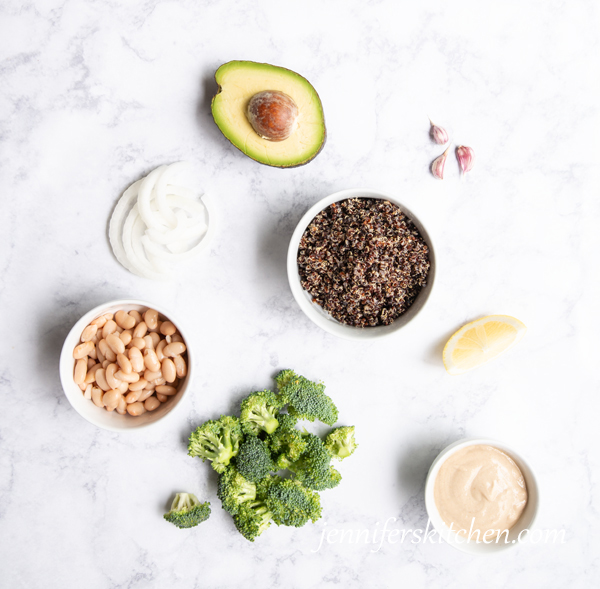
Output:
[
  {"xmin": 424, "ymin": 438, "xmax": 540, "ymax": 554},
  {"xmin": 59, "ymin": 299, "xmax": 192, "ymax": 432},
  {"xmin": 287, "ymin": 188, "xmax": 436, "ymax": 340}
]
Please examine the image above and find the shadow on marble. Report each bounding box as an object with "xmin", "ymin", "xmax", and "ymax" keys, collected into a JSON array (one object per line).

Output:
[
  {"xmin": 257, "ymin": 221, "xmax": 293, "ymax": 294},
  {"xmin": 422, "ymin": 321, "xmax": 469, "ymax": 367},
  {"xmin": 396, "ymin": 433, "xmax": 464, "ymax": 524},
  {"xmin": 195, "ymin": 69, "xmax": 234, "ymax": 153},
  {"xmin": 38, "ymin": 287, "xmax": 128, "ymax": 401}
]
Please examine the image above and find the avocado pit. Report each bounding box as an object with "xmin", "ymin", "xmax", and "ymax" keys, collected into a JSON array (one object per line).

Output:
[{"xmin": 246, "ymin": 91, "xmax": 299, "ymax": 142}]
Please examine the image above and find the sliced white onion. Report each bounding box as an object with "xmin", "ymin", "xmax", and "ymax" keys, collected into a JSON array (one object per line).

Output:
[
  {"xmin": 155, "ymin": 162, "xmax": 189, "ymax": 226},
  {"xmin": 108, "ymin": 163, "xmax": 214, "ymax": 280},
  {"xmin": 122, "ymin": 205, "xmax": 169, "ymax": 280},
  {"xmin": 108, "ymin": 179, "xmax": 143, "ymax": 275},
  {"xmin": 137, "ymin": 165, "xmax": 172, "ymax": 231}
]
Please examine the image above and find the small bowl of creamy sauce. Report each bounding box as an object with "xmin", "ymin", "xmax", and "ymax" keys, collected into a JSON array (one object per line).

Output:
[{"xmin": 425, "ymin": 438, "xmax": 539, "ymax": 554}]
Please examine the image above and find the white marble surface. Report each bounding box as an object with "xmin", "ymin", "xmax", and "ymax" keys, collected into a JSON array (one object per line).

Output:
[{"xmin": 1, "ymin": 0, "xmax": 599, "ymax": 587}]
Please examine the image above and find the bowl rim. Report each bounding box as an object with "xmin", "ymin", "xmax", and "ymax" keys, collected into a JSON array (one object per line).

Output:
[
  {"xmin": 59, "ymin": 298, "xmax": 192, "ymax": 432},
  {"xmin": 424, "ymin": 437, "xmax": 540, "ymax": 555},
  {"xmin": 286, "ymin": 188, "xmax": 436, "ymax": 341}
]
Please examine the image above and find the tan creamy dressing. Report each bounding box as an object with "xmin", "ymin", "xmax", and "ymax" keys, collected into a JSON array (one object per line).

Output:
[{"xmin": 434, "ymin": 445, "xmax": 528, "ymax": 538}]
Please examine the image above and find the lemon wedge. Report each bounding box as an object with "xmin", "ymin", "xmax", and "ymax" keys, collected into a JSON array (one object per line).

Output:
[{"xmin": 443, "ymin": 315, "xmax": 527, "ymax": 375}]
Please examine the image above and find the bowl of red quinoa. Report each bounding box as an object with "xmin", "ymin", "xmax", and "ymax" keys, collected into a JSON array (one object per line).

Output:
[{"xmin": 287, "ymin": 189, "xmax": 436, "ymax": 340}]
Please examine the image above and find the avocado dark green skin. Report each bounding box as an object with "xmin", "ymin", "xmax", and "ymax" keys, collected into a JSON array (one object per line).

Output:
[{"xmin": 211, "ymin": 61, "xmax": 327, "ymax": 169}]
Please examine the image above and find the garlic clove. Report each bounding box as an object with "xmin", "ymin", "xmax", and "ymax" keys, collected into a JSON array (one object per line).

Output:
[
  {"xmin": 431, "ymin": 146, "xmax": 451, "ymax": 180},
  {"xmin": 456, "ymin": 145, "xmax": 475, "ymax": 176},
  {"xmin": 429, "ymin": 118, "xmax": 449, "ymax": 145}
]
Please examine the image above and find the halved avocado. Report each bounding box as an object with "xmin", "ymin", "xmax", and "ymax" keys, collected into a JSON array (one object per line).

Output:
[{"xmin": 211, "ymin": 61, "xmax": 326, "ymax": 168}]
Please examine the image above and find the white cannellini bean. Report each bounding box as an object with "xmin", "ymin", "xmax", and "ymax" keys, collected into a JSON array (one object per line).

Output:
[
  {"xmin": 102, "ymin": 320, "xmax": 117, "ymax": 339},
  {"xmin": 98, "ymin": 339, "xmax": 116, "ymax": 362},
  {"xmin": 84, "ymin": 363, "xmax": 102, "ymax": 384},
  {"xmin": 161, "ymin": 358, "xmax": 176, "ymax": 383},
  {"xmin": 144, "ymin": 369, "xmax": 162, "ymax": 382},
  {"xmin": 160, "ymin": 321, "xmax": 176, "ymax": 336},
  {"xmin": 144, "ymin": 396, "xmax": 160, "ymax": 411},
  {"xmin": 115, "ymin": 370, "xmax": 139, "ymax": 383},
  {"xmin": 129, "ymin": 310, "xmax": 142, "ymax": 325},
  {"xmin": 133, "ymin": 321, "xmax": 148, "ymax": 339},
  {"xmin": 91, "ymin": 387, "xmax": 104, "ymax": 407},
  {"xmin": 115, "ymin": 310, "xmax": 136, "ymax": 330},
  {"xmin": 95, "ymin": 368, "xmax": 110, "ymax": 391},
  {"xmin": 143, "ymin": 335, "xmax": 154, "ymax": 350},
  {"xmin": 155, "ymin": 385, "xmax": 177, "ymax": 396},
  {"xmin": 127, "ymin": 402, "xmax": 146, "ymax": 416},
  {"xmin": 164, "ymin": 342, "xmax": 186, "ymax": 357},
  {"xmin": 81, "ymin": 324, "xmax": 98, "ymax": 343},
  {"xmin": 73, "ymin": 341, "xmax": 94, "ymax": 360},
  {"xmin": 156, "ymin": 393, "xmax": 168, "ymax": 402},
  {"xmin": 84, "ymin": 384, "xmax": 93, "ymax": 400},
  {"xmin": 155, "ymin": 339, "xmax": 167, "ymax": 362},
  {"xmin": 106, "ymin": 333, "xmax": 125, "ymax": 355},
  {"xmin": 103, "ymin": 389, "xmax": 122, "ymax": 411},
  {"xmin": 173, "ymin": 355, "xmax": 187, "ymax": 378},
  {"xmin": 116, "ymin": 353, "xmax": 132, "ymax": 374},
  {"xmin": 138, "ymin": 388, "xmax": 155, "ymax": 403},
  {"xmin": 149, "ymin": 332, "xmax": 161, "ymax": 348},
  {"xmin": 116, "ymin": 396, "xmax": 127, "ymax": 414},
  {"xmin": 91, "ymin": 315, "xmax": 107, "ymax": 328},
  {"xmin": 143, "ymin": 349, "xmax": 160, "ymax": 372},
  {"xmin": 130, "ymin": 337, "xmax": 146, "ymax": 350},
  {"xmin": 120, "ymin": 330, "xmax": 132, "ymax": 346},
  {"xmin": 128, "ymin": 347, "xmax": 144, "ymax": 372},
  {"xmin": 73, "ymin": 359, "xmax": 88, "ymax": 385},
  {"xmin": 105, "ymin": 363, "xmax": 121, "ymax": 390},
  {"xmin": 128, "ymin": 379, "xmax": 147, "ymax": 392},
  {"xmin": 144, "ymin": 309, "xmax": 158, "ymax": 330},
  {"xmin": 87, "ymin": 358, "xmax": 96, "ymax": 369},
  {"xmin": 125, "ymin": 390, "xmax": 141, "ymax": 404}
]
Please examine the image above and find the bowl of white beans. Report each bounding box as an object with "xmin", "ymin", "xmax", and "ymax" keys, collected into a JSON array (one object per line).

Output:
[{"xmin": 60, "ymin": 299, "xmax": 193, "ymax": 431}]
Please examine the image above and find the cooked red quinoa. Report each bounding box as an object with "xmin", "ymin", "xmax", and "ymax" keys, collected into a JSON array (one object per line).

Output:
[{"xmin": 297, "ymin": 198, "xmax": 430, "ymax": 327}]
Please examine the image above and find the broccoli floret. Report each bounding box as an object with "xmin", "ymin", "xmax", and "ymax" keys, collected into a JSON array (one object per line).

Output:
[
  {"xmin": 277, "ymin": 372, "xmax": 338, "ymax": 426},
  {"xmin": 255, "ymin": 473, "xmax": 283, "ymax": 499},
  {"xmin": 240, "ymin": 390, "xmax": 284, "ymax": 435},
  {"xmin": 164, "ymin": 493, "xmax": 211, "ymax": 529},
  {"xmin": 265, "ymin": 479, "xmax": 322, "ymax": 528},
  {"xmin": 324, "ymin": 426, "xmax": 358, "ymax": 460},
  {"xmin": 268, "ymin": 425, "xmax": 308, "ymax": 469},
  {"xmin": 275, "ymin": 369, "xmax": 297, "ymax": 391},
  {"xmin": 217, "ymin": 466, "xmax": 257, "ymax": 516},
  {"xmin": 234, "ymin": 500, "xmax": 272, "ymax": 542},
  {"xmin": 188, "ymin": 415, "xmax": 243, "ymax": 474},
  {"xmin": 234, "ymin": 435, "xmax": 275, "ymax": 483},
  {"xmin": 277, "ymin": 413, "xmax": 298, "ymax": 431},
  {"xmin": 288, "ymin": 433, "xmax": 342, "ymax": 491}
]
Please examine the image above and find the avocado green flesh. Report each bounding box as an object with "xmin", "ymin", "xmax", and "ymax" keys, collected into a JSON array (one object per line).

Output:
[{"xmin": 211, "ymin": 61, "xmax": 326, "ymax": 168}]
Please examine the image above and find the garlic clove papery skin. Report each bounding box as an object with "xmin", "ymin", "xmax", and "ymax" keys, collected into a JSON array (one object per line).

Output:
[
  {"xmin": 429, "ymin": 119, "xmax": 449, "ymax": 145},
  {"xmin": 431, "ymin": 146, "xmax": 451, "ymax": 180},
  {"xmin": 456, "ymin": 145, "xmax": 475, "ymax": 175}
]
